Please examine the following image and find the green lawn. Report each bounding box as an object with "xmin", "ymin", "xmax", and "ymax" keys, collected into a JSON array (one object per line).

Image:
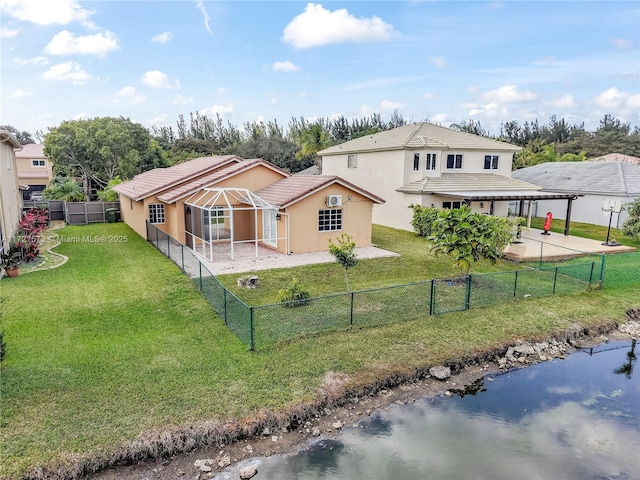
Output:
[{"xmin": 1, "ymin": 222, "xmax": 638, "ymax": 479}]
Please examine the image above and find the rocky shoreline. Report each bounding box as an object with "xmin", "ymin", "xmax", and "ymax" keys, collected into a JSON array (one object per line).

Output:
[{"xmin": 35, "ymin": 311, "xmax": 640, "ymax": 480}]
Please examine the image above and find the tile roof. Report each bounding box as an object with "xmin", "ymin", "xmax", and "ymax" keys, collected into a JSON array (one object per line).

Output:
[
  {"xmin": 588, "ymin": 153, "xmax": 640, "ymax": 165},
  {"xmin": 157, "ymin": 159, "xmax": 290, "ymax": 203},
  {"xmin": 112, "ymin": 155, "xmax": 242, "ymax": 201},
  {"xmin": 319, "ymin": 122, "xmax": 521, "ymax": 156},
  {"xmin": 15, "ymin": 143, "xmax": 44, "ymax": 158},
  {"xmin": 512, "ymin": 162, "xmax": 640, "ymax": 196},
  {"xmin": 398, "ymin": 173, "xmax": 541, "ymax": 194},
  {"xmin": 255, "ymin": 175, "xmax": 385, "ymax": 208}
]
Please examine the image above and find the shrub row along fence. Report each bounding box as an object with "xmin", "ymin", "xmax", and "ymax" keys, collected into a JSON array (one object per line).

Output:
[
  {"xmin": 145, "ymin": 223, "xmax": 628, "ymax": 351},
  {"xmin": 23, "ymin": 200, "xmax": 120, "ymax": 225}
]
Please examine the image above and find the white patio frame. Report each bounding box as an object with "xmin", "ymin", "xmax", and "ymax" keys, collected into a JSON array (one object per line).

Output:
[{"xmin": 184, "ymin": 187, "xmax": 284, "ymax": 261}]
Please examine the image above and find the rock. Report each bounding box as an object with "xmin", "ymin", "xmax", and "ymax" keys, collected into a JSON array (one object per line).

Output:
[
  {"xmin": 217, "ymin": 455, "xmax": 231, "ymax": 468},
  {"xmin": 200, "ymin": 465, "xmax": 212, "ymax": 473},
  {"xmin": 239, "ymin": 464, "xmax": 258, "ymax": 479},
  {"xmin": 429, "ymin": 366, "xmax": 451, "ymax": 380},
  {"xmin": 332, "ymin": 421, "xmax": 343, "ymax": 429},
  {"xmin": 514, "ymin": 344, "xmax": 535, "ymax": 355},
  {"xmin": 271, "ymin": 435, "xmax": 278, "ymax": 442},
  {"xmin": 518, "ymin": 357, "xmax": 527, "ymax": 363},
  {"xmin": 261, "ymin": 427, "xmax": 270, "ymax": 436},
  {"xmin": 194, "ymin": 460, "xmax": 214, "ymax": 469},
  {"xmin": 311, "ymin": 426, "xmax": 321, "ymax": 436}
]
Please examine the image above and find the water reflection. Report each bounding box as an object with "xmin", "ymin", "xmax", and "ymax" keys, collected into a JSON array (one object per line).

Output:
[{"xmin": 217, "ymin": 341, "xmax": 640, "ymax": 479}]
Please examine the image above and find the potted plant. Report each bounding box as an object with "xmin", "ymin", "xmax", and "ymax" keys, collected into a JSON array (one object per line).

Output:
[{"xmin": 1, "ymin": 246, "xmax": 22, "ymax": 278}]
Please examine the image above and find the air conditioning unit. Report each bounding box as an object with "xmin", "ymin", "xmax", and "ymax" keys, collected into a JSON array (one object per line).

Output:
[{"xmin": 326, "ymin": 195, "xmax": 342, "ymax": 207}]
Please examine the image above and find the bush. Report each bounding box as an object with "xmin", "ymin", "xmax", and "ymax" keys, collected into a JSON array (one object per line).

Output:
[
  {"xmin": 276, "ymin": 278, "xmax": 311, "ymax": 307},
  {"xmin": 409, "ymin": 204, "xmax": 439, "ymax": 237},
  {"xmin": 622, "ymin": 198, "xmax": 640, "ymax": 239}
]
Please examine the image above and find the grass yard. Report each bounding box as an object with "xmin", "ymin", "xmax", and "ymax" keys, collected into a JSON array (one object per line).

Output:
[{"xmin": 1, "ymin": 222, "xmax": 639, "ymax": 479}]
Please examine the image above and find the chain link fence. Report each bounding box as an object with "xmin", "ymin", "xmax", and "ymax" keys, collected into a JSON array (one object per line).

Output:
[{"xmin": 145, "ymin": 223, "xmax": 637, "ymax": 351}]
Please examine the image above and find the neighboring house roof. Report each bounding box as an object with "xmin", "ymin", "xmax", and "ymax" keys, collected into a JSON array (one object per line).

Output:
[
  {"xmin": 588, "ymin": 153, "xmax": 640, "ymax": 165},
  {"xmin": 512, "ymin": 162, "xmax": 640, "ymax": 196},
  {"xmin": 256, "ymin": 175, "xmax": 385, "ymax": 208},
  {"xmin": 319, "ymin": 122, "xmax": 521, "ymax": 156},
  {"xmin": 15, "ymin": 143, "xmax": 44, "ymax": 158},
  {"xmin": 295, "ymin": 165, "xmax": 320, "ymax": 175},
  {"xmin": 0, "ymin": 130, "xmax": 23, "ymax": 149},
  {"xmin": 157, "ymin": 159, "xmax": 290, "ymax": 203},
  {"xmin": 398, "ymin": 173, "xmax": 542, "ymax": 195},
  {"xmin": 113, "ymin": 155, "xmax": 242, "ymax": 201}
]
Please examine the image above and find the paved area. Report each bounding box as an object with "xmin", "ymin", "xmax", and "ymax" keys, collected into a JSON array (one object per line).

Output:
[{"xmin": 503, "ymin": 228, "xmax": 636, "ymax": 262}]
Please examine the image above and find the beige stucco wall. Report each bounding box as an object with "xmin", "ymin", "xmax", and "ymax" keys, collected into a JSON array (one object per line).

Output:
[
  {"xmin": 0, "ymin": 139, "xmax": 24, "ymax": 253},
  {"xmin": 322, "ymin": 148, "xmax": 516, "ymax": 231},
  {"xmin": 16, "ymin": 156, "xmax": 54, "ymax": 187}
]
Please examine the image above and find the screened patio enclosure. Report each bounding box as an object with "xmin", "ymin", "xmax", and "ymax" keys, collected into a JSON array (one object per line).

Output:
[{"xmin": 184, "ymin": 187, "xmax": 284, "ymax": 262}]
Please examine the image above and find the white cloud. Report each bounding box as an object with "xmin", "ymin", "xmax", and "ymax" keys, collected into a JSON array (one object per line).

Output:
[
  {"xmin": 42, "ymin": 61, "xmax": 92, "ymax": 85},
  {"xmin": 141, "ymin": 70, "xmax": 180, "ymax": 89},
  {"xmin": 0, "ymin": 27, "xmax": 20, "ymax": 38},
  {"xmin": 195, "ymin": 1, "xmax": 215, "ymax": 39},
  {"xmin": 73, "ymin": 112, "xmax": 88, "ymax": 120},
  {"xmin": 201, "ymin": 103, "xmax": 234, "ymax": 117},
  {"xmin": 468, "ymin": 102, "xmax": 510, "ymax": 118},
  {"xmin": 216, "ymin": 87, "xmax": 225, "ymax": 95},
  {"xmin": 173, "ymin": 95, "xmax": 194, "ymax": 106},
  {"xmin": 44, "ymin": 30, "xmax": 118, "ymax": 57},
  {"xmin": 360, "ymin": 100, "xmax": 405, "ymax": 116},
  {"xmin": 8, "ymin": 89, "xmax": 35, "ymax": 99},
  {"xmin": 429, "ymin": 56, "xmax": 446, "ymax": 68},
  {"xmin": 117, "ymin": 86, "xmax": 136, "ymax": 97},
  {"xmin": 595, "ymin": 87, "xmax": 640, "ymax": 109},
  {"xmin": 146, "ymin": 114, "xmax": 169, "ymax": 125},
  {"xmin": 431, "ymin": 113, "xmax": 449, "ymax": 124},
  {"xmin": 272, "ymin": 61, "xmax": 300, "ymax": 72},
  {"xmin": 481, "ymin": 85, "xmax": 537, "ymax": 103},
  {"xmin": 151, "ymin": 31, "xmax": 173, "ymax": 44},
  {"xmin": 423, "ymin": 92, "xmax": 436, "ymax": 100},
  {"xmin": 0, "ymin": 0, "xmax": 93, "ymax": 26},
  {"xmin": 545, "ymin": 95, "xmax": 578, "ymax": 109},
  {"xmin": 283, "ymin": 3, "xmax": 393, "ymax": 49},
  {"xmin": 15, "ymin": 56, "xmax": 49, "ymax": 66},
  {"xmin": 609, "ymin": 37, "xmax": 634, "ymax": 51}
]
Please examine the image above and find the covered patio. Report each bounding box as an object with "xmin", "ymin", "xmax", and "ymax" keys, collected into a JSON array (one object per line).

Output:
[{"xmin": 183, "ymin": 187, "xmax": 285, "ymax": 262}]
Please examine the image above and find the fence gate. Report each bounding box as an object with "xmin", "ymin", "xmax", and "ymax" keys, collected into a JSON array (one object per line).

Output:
[{"xmin": 65, "ymin": 202, "xmax": 120, "ymax": 225}]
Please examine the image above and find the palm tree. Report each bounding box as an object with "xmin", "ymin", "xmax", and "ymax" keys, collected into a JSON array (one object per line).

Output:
[
  {"xmin": 296, "ymin": 123, "xmax": 332, "ymax": 166},
  {"xmin": 43, "ymin": 179, "xmax": 86, "ymax": 202}
]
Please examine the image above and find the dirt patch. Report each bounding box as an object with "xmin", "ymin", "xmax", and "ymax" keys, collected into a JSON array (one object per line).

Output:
[{"xmin": 25, "ymin": 316, "xmax": 639, "ymax": 480}]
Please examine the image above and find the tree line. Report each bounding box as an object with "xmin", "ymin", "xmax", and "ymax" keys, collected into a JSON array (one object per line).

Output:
[{"xmin": 4, "ymin": 111, "xmax": 639, "ymax": 199}]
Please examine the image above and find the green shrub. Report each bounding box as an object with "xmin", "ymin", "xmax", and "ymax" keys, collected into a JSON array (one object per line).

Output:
[
  {"xmin": 409, "ymin": 204, "xmax": 439, "ymax": 237},
  {"xmin": 276, "ymin": 278, "xmax": 311, "ymax": 307}
]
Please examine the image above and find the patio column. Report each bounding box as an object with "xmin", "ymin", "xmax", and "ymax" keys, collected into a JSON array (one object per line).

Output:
[{"xmin": 564, "ymin": 197, "xmax": 575, "ymax": 236}]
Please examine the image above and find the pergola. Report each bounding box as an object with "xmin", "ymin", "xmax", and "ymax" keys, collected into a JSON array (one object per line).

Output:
[
  {"xmin": 184, "ymin": 187, "xmax": 280, "ymax": 261},
  {"xmin": 439, "ymin": 191, "xmax": 584, "ymax": 235}
]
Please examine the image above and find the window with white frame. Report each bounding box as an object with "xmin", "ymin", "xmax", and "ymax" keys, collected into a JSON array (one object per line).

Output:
[
  {"xmin": 426, "ymin": 153, "xmax": 436, "ymax": 170},
  {"xmin": 148, "ymin": 204, "xmax": 165, "ymax": 224},
  {"xmin": 318, "ymin": 209, "xmax": 342, "ymax": 231},
  {"xmin": 32, "ymin": 160, "xmax": 46, "ymax": 167},
  {"xmin": 484, "ymin": 155, "xmax": 499, "ymax": 170},
  {"xmin": 347, "ymin": 154, "xmax": 357, "ymax": 168},
  {"xmin": 446, "ymin": 154, "xmax": 463, "ymax": 169},
  {"xmin": 442, "ymin": 201, "xmax": 462, "ymax": 209},
  {"xmin": 413, "ymin": 153, "xmax": 420, "ymax": 171}
]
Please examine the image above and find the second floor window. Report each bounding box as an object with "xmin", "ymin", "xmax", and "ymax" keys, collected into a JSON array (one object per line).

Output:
[
  {"xmin": 484, "ymin": 155, "xmax": 499, "ymax": 170},
  {"xmin": 32, "ymin": 160, "xmax": 45, "ymax": 167},
  {"xmin": 446, "ymin": 154, "xmax": 463, "ymax": 169},
  {"xmin": 426, "ymin": 153, "xmax": 436, "ymax": 170},
  {"xmin": 413, "ymin": 153, "xmax": 420, "ymax": 171}
]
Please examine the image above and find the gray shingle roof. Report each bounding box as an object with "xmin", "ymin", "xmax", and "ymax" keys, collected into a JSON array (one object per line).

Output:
[
  {"xmin": 319, "ymin": 122, "xmax": 521, "ymax": 156},
  {"xmin": 512, "ymin": 162, "xmax": 640, "ymax": 196},
  {"xmin": 398, "ymin": 173, "xmax": 541, "ymax": 194}
]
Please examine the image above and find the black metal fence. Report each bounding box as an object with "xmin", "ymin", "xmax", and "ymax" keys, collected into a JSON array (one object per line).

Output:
[{"xmin": 145, "ymin": 222, "xmax": 616, "ymax": 351}]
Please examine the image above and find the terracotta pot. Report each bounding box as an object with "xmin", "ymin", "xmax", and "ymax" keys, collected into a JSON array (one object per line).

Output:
[{"xmin": 5, "ymin": 267, "xmax": 19, "ymax": 278}]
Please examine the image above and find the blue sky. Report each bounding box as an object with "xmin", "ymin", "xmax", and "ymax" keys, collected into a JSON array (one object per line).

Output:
[{"xmin": 1, "ymin": 0, "xmax": 639, "ymax": 137}]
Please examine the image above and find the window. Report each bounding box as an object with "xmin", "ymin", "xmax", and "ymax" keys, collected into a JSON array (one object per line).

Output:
[
  {"xmin": 442, "ymin": 201, "xmax": 462, "ymax": 209},
  {"xmin": 148, "ymin": 204, "xmax": 165, "ymax": 224},
  {"xmin": 347, "ymin": 154, "xmax": 357, "ymax": 168},
  {"xmin": 318, "ymin": 209, "xmax": 342, "ymax": 231},
  {"xmin": 484, "ymin": 155, "xmax": 499, "ymax": 170},
  {"xmin": 413, "ymin": 153, "xmax": 420, "ymax": 171},
  {"xmin": 426, "ymin": 153, "xmax": 436, "ymax": 170},
  {"xmin": 446, "ymin": 154, "xmax": 463, "ymax": 169},
  {"xmin": 32, "ymin": 159, "xmax": 45, "ymax": 167}
]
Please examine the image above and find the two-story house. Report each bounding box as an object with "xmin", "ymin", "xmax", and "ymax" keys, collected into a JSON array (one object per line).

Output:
[
  {"xmin": 15, "ymin": 144, "xmax": 54, "ymax": 200},
  {"xmin": 320, "ymin": 122, "xmax": 577, "ymax": 232}
]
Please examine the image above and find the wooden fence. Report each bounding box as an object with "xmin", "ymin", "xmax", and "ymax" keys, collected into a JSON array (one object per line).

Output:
[{"xmin": 23, "ymin": 201, "xmax": 120, "ymax": 225}]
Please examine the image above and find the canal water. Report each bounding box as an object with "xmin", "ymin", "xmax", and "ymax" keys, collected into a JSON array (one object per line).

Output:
[{"xmin": 219, "ymin": 340, "xmax": 639, "ymax": 479}]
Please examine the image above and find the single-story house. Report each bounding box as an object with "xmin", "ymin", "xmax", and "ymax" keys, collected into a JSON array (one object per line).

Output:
[
  {"xmin": 113, "ymin": 155, "xmax": 384, "ymax": 261},
  {"xmin": 15, "ymin": 144, "xmax": 54, "ymax": 200},
  {"xmin": 319, "ymin": 122, "xmax": 579, "ymax": 233},
  {"xmin": 512, "ymin": 161, "xmax": 640, "ymax": 228},
  {"xmin": 0, "ymin": 130, "xmax": 25, "ymax": 254}
]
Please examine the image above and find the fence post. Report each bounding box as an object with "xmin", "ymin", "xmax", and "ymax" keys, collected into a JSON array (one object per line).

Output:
[
  {"xmin": 250, "ymin": 306, "xmax": 255, "ymax": 351},
  {"xmin": 599, "ymin": 254, "xmax": 606, "ymax": 284},
  {"xmin": 465, "ymin": 275, "xmax": 471, "ymax": 310},
  {"xmin": 553, "ymin": 266, "xmax": 558, "ymax": 294},
  {"xmin": 350, "ymin": 292, "xmax": 354, "ymax": 328},
  {"xmin": 224, "ymin": 289, "xmax": 228, "ymax": 325},
  {"xmin": 589, "ymin": 261, "xmax": 595, "ymax": 284},
  {"xmin": 513, "ymin": 270, "xmax": 519, "ymax": 298},
  {"xmin": 429, "ymin": 279, "xmax": 435, "ymax": 315}
]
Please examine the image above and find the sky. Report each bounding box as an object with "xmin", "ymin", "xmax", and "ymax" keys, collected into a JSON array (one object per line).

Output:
[{"xmin": 1, "ymin": 0, "xmax": 639, "ymax": 138}]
